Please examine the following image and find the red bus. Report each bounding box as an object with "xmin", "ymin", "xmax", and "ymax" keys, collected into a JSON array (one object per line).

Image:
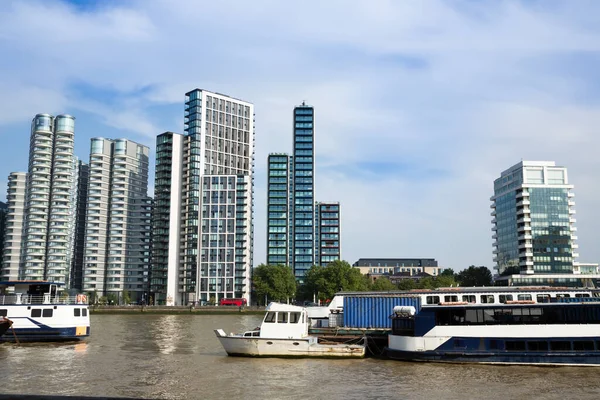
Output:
[{"xmin": 219, "ymin": 298, "xmax": 247, "ymax": 306}]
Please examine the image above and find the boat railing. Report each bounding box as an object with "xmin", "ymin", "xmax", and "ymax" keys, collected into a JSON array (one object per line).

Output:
[{"xmin": 0, "ymin": 294, "xmax": 89, "ymax": 305}]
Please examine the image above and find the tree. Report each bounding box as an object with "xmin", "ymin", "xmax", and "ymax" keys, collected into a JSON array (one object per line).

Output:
[
  {"xmin": 396, "ymin": 279, "xmax": 417, "ymax": 291},
  {"xmin": 501, "ymin": 265, "xmax": 520, "ymax": 276},
  {"xmin": 253, "ymin": 264, "xmax": 297, "ymax": 305},
  {"xmin": 371, "ymin": 277, "xmax": 396, "ymax": 291},
  {"xmin": 456, "ymin": 265, "xmax": 493, "ymax": 287},
  {"xmin": 440, "ymin": 268, "xmax": 456, "ymax": 278},
  {"xmin": 435, "ymin": 274, "xmax": 458, "ymax": 288},
  {"xmin": 122, "ymin": 290, "xmax": 131, "ymax": 305},
  {"xmin": 299, "ymin": 260, "xmax": 370, "ymax": 301}
]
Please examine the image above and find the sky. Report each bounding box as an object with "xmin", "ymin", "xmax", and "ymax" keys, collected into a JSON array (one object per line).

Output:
[{"xmin": 0, "ymin": 0, "xmax": 599, "ymax": 271}]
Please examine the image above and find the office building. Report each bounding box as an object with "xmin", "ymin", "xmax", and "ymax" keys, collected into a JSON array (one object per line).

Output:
[
  {"xmin": 82, "ymin": 138, "xmax": 151, "ymax": 301},
  {"xmin": 1, "ymin": 172, "xmax": 27, "ymax": 281},
  {"xmin": 491, "ymin": 161, "xmax": 599, "ymax": 286},
  {"xmin": 151, "ymin": 89, "xmax": 255, "ymax": 305},
  {"xmin": 315, "ymin": 202, "xmax": 340, "ymax": 266}
]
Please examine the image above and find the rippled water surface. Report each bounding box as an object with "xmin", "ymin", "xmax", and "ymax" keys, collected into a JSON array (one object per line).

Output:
[{"xmin": 2, "ymin": 314, "xmax": 600, "ymax": 399}]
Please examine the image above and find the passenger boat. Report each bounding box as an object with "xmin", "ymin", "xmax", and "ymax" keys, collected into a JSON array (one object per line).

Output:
[
  {"xmin": 386, "ymin": 287, "xmax": 600, "ymax": 366},
  {"xmin": 214, "ymin": 302, "xmax": 365, "ymax": 358},
  {"xmin": 0, "ymin": 281, "xmax": 90, "ymax": 342}
]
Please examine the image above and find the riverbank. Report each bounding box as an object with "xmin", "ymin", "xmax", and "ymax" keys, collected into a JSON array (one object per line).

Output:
[{"xmin": 90, "ymin": 305, "xmax": 266, "ymax": 315}]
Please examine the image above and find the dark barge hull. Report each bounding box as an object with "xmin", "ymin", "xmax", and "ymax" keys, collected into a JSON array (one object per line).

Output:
[{"xmin": 386, "ymin": 348, "xmax": 600, "ymax": 366}]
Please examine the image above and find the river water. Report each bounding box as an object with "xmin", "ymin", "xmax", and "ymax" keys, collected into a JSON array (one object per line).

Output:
[{"xmin": 1, "ymin": 314, "xmax": 600, "ymax": 399}]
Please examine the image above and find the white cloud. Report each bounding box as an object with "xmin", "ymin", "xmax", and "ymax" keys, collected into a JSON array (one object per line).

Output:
[{"xmin": 0, "ymin": 0, "xmax": 599, "ymax": 270}]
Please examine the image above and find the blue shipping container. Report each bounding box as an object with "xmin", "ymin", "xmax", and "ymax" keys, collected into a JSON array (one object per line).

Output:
[{"xmin": 343, "ymin": 296, "xmax": 421, "ymax": 329}]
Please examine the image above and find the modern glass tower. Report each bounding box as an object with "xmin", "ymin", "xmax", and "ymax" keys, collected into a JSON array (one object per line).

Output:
[
  {"xmin": 491, "ymin": 161, "xmax": 581, "ymax": 286},
  {"xmin": 266, "ymin": 153, "xmax": 293, "ymax": 266},
  {"xmin": 292, "ymin": 103, "xmax": 315, "ymax": 279},
  {"xmin": 315, "ymin": 202, "xmax": 341, "ymax": 266},
  {"xmin": 151, "ymin": 89, "xmax": 255, "ymax": 305},
  {"xmin": 82, "ymin": 138, "xmax": 151, "ymax": 301}
]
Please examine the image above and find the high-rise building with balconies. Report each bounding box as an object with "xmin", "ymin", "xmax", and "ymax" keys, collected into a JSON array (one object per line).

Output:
[
  {"xmin": 490, "ymin": 161, "xmax": 593, "ymax": 286},
  {"xmin": 82, "ymin": 138, "xmax": 151, "ymax": 301},
  {"xmin": 150, "ymin": 89, "xmax": 255, "ymax": 305},
  {"xmin": 315, "ymin": 201, "xmax": 341, "ymax": 266},
  {"xmin": 1, "ymin": 172, "xmax": 28, "ymax": 281}
]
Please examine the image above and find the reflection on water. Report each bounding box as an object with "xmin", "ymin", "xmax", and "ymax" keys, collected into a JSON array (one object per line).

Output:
[{"xmin": 1, "ymin": 314, "xmax": 600, "ymax": 399}]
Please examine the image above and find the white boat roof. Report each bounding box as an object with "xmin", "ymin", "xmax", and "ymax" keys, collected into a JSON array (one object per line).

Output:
[{"xmin": 265, "ymin": 302, "xmax": 305, "ymax": 312}]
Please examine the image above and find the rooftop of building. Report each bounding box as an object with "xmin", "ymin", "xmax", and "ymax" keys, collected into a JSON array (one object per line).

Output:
[
  {"xmin": 353, "ymin": 258, "xmax": 439, "ymax": 267},
  {"xmin": 499, "ymin": 160, "xmax": 564, "ymax": 177},
  {"xmin": 185, "ymin": 88, "xmax": 252, "ymax": 105}
]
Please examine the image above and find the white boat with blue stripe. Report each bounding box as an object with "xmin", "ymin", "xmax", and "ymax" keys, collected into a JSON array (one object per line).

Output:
[
  {"xmin": 0, "ymin": 281, "xmax": 90, "ymax": 342},
  {"xmin": 386, "ymin": 287, "xmax": 600, "ymax": 366}
]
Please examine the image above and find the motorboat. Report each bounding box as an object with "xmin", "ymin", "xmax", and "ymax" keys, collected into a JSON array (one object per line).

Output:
[{"xmin": 214, "ymin": 302, "xmax": 365, "ymax": 358}]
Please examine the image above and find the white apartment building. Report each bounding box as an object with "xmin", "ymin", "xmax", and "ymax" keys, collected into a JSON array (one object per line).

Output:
[
  {"xmin": 1, "ymin": 172, "xmax": 28, "ymax": 280},
  {"xmin": 151, "ymin": 89, "xmax": 255, "ymax": 306},
  {"xmin": 82, "ymin": 138, "xmax": 151, "ymax": 301}
]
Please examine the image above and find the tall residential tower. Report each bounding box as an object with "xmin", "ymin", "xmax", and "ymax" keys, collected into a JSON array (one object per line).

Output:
[
  {"xmin": 82, "ymin": 138, "xmax": 151, "ymax": 301},
  {"xmin": 151, "ymin": 89, "xmax": 255, "ymax": 305}
]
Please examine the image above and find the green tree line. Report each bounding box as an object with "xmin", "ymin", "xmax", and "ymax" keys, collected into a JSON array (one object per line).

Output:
[{"xmin": 252, "ymin": 261, "xmax": 494, "ymax": 305}]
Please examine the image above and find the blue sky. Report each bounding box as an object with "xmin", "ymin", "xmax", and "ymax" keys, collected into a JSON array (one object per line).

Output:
[{"xmin": 1, "ymin": 0, "xmax": 599, "ymax": 271}]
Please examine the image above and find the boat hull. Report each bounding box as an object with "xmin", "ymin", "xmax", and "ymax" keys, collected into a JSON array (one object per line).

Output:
[
  {"xmin": 386, "ymin": 347, "xmax": 600, "ymax": 367},
  {"xmin": 214, "ymin": 329, "xmax": 365, "ymax": 358}
]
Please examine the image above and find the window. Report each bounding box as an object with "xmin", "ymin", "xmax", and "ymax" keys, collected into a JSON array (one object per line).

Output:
[
  {"xmin": 0, "ymin": 310, "xmax": 6, "ymax": 317},
  {"xmin": 426, "ymin": 296, "xmax": 440, "ymax": 305},
  {"xmin": 550, "ymin": 341, "xmax": 572, "ymax": 351},
  {"xmin": 290, "ymin": 312, "xmax": 300, "ymax": 323},
  {"xmin": 277, "ymin": 312, "xmax": 288, "ymax": 323},
  {"xmin": 462, "ymin": 295, "xmax": 476, "ymax": 303},
  {"xmin": 518, "ymin": 294, "xmax": 532, "ymax": 301},
  {"xmin": 528, "ymin": 341, "xmax": 548, "ymax": 351},
  {"xmin": 42, "ymin": 309, "xmax": 53, "ymax": 318},
  {"xmin": 264, "ymin": 312, "xmax": 276, "ymax": 323},
  {"xmin": 505, "ymin": 341, "xmax": 526, "ymax": 351},
  {"xmin": 480, "ymin": 295, "xmax": 494, "ymax": 304},
  {"xmin": 499, "ymin": 295, "xmax": 513, "ymax": 303},
  {"xmin": 83, "ymin": 308, "xmax": 88, "ymax": 317},
  {"xmin": 444, "ymin": 295, "xmax": 458, "ymax": 303},
  {"xmin": 31, "ymin": 309, "xmax": 42, "ymax": 318},
  {"xmin": 74, "ymin": 308, "xmax": 81, "ymax": 317},
  {"xmin": 573, "ymin": 341, "xmax": 595, "ymax": 351},
  {"xmin": 536, "ymin": 294, "xmax": 550, "ymax": 303}
]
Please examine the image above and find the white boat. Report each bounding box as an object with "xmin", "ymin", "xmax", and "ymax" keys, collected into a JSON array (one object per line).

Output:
[
  {"xmin": 214, "ymin": 302, "xmax": 365, "ymax": 358},
  {"xmin": 0, "ymin": 281, "xmax": 90, "ymax": 342}
]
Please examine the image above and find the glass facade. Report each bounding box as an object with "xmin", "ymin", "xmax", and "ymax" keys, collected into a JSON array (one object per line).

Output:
[
  {"xmin": 492, "ymin": 161, "xmax": 577, "ymax": 280},
  {"xmin": 315, "ymin": 202, "xmax": 341, "ymax": 266},
  {"xmin": 292, "ymin": 104, "xmax": 314, "ymax": 279},
  {"xmin": 266, "ymin": 154, "xmax": 291, "ymax": 266}
]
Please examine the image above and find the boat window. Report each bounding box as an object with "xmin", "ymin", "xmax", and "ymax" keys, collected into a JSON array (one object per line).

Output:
[
  {"xmin": 550, "ymin": 341, "xmax": 572, "ymax": 351},
  {"xmin": 556, "ymin": 294, "xmax": 570, "ymax": 298},
  {"xmin": 83, "ymin": 308, "xmax": 88, "ymax": 317},
  {"xmin": 462, "ymin": 295, "xmax": 476, "ymax": 303},
  {"xmin": 480, "ymin": 295, "xmax": 494, "ymax": 304},
  {"xmin": 527, "ymin": 341, "xmax": 548, "ymax": 351},
  {"xmin": 573, "ymin": 341, "xmax": 595, "ymax": 351},
  {"xmin": 31, "ymin": 309, "xmax": 41, "ymax": 318},
  {"xmin": 575, "ymin": 293, "xmax": 591, "ymax": 298},
  {"xmin": 74, "ymin": 308, "xmax": 81, "ymax": 317},
  {"xmin": 505, "ymin": 341, "xmax": 526, "ymax": 351},
  {"xmin": 499, "ymin": 295, "xmax": 513, "ymax": 303},
  {"xmin": 289, "ymin": 312, "xmax": 301, "ymax": 323},
  {"xmin": 465, "ymin": 309, "xmax": 478, "ymax": 323},
  {"xmin": 536, "ymin": 294, "xmax": 550, "ymax": 303},
  {"xmin": 264, "ymin": 312, "xmax": 276, "ymax": 323},
  {"xmin": 252, "ymin": 331, "xmax": 260, "ymax": 337},
  {"xmin": 0, "ymin": 309, "xmax": 7, "ymax": 317},
  {"xmin": 243, "ymin": 332, "xmax": 252, "ymax": 337},
  {"xmin": 517, "ymin": 294, "xmax": 532, "ymax": 301},
  {"xmin": 42, "ymin": 309, "xmax": 53, "ymax": 318},
  {"xmin": 277, "ymin": 312, "xmax": 288, "ymax": 323},
  {"xmin": 426, "ymin": 296, "xmax": 440, "ymax": 305},
  {"xmin": 444, "ymin": 295, "xmax": 458, "ymax": 303}
]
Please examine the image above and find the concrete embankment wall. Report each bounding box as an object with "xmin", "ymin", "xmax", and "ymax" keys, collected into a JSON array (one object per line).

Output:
[{"xmin": 90, "ymin": 306, "xmax": 266, "ymax": 315}]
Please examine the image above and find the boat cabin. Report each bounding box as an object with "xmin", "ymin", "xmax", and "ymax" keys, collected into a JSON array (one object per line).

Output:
[
  {"xmin": 0, "ymin": 281, "xmax": 85, "ymax": 305},
  {"xmin": 258, "ymin": 303, "xmax": 309, "ymax": 339}
]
